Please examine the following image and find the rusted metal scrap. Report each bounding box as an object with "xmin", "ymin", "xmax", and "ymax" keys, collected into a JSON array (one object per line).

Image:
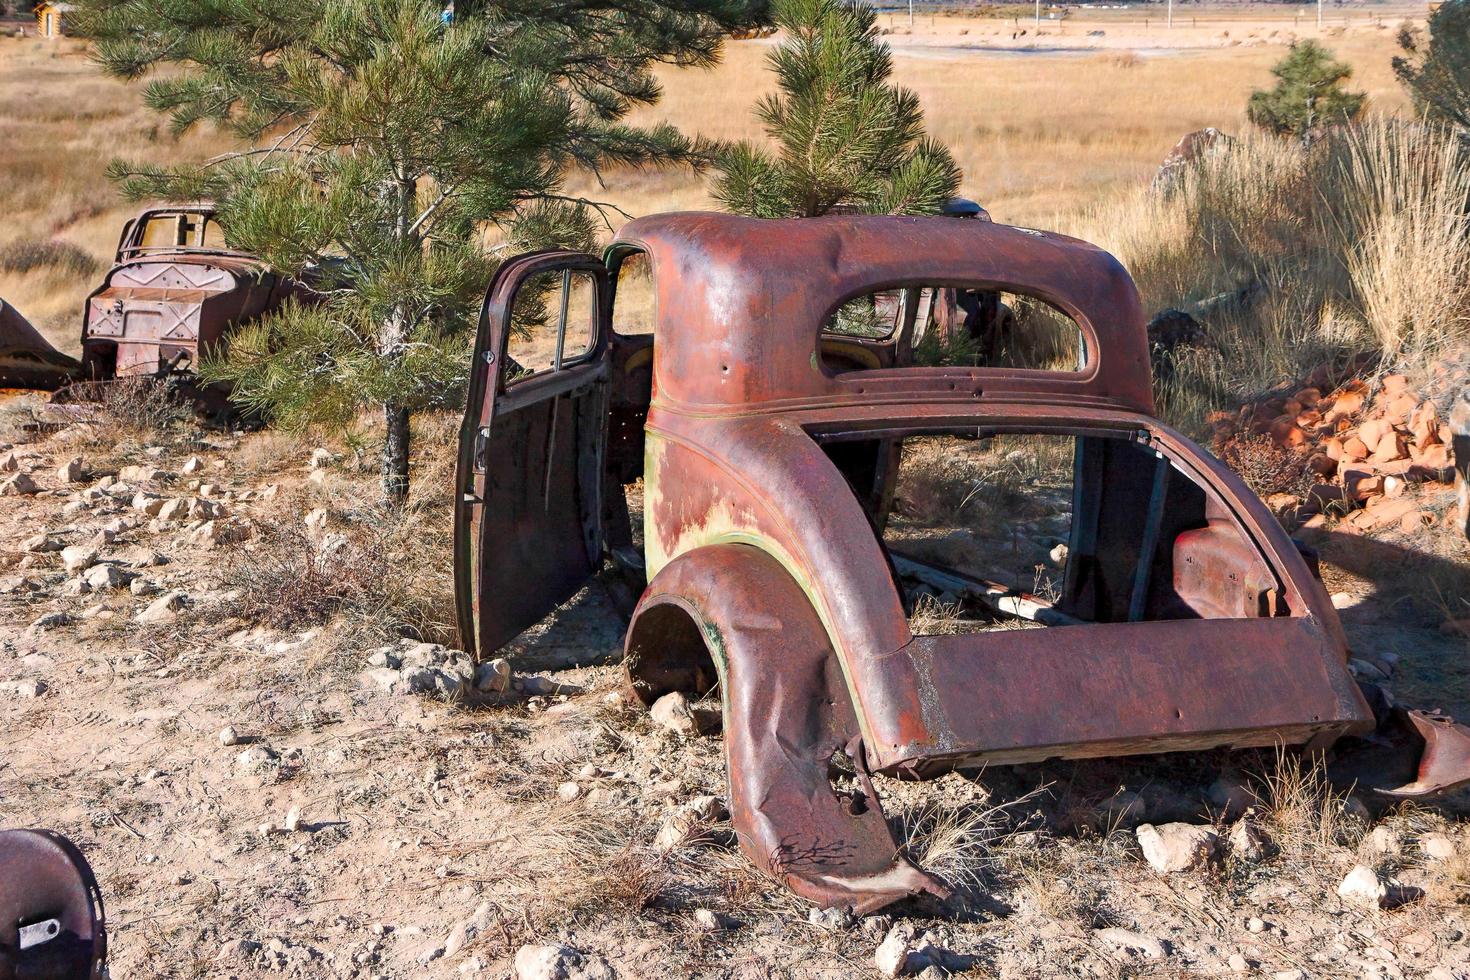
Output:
[
  {"xmin": 454, "ymin": 212, "xmax": 1470, "ymax": 913},
  {"xmin": 0, "ymin": 299, "xmax": 79, "ymax": 391},
  {"xmin": 0, "ymin": 829, "xmax": 107, "ymax": 980}
]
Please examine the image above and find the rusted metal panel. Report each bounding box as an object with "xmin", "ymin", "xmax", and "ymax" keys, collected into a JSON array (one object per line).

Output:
[
  {"xmin": 626, "ymin": 544, "xmax": 947, "ymax": 914},
  {"xmin": 0, "ymin": 299, "xmax": 79, "ymax": 390}
]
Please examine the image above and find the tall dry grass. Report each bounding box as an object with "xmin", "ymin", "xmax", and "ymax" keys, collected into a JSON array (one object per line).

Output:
[{"xmin": 1065, "ymin": 120, "xmax": 1470, "ymax": 434}]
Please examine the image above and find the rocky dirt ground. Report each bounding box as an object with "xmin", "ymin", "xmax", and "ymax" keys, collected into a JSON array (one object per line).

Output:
[{"xmin": 4, "ymin": 390, "xmax": 1470, "ymax": 980}]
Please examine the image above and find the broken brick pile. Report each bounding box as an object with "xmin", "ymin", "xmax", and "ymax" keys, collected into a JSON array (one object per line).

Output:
[{"xmin": 1210, "ymin": 370, "xmax": 1458, "ymax": 534}]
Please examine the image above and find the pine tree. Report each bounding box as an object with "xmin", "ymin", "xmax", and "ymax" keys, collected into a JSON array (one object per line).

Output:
[
  {"xmin": 1248, "ymin": 41, "xmax": 1366, "ymax": 148},
  {"xmin": 709, "ymin": 0, "xmax": 960, "ymax": 218},
  {"xmin": 74, "ymin": 0, "xmax": 759, "ymax": 503},
  {"xmin": 1395, "ymin": 0, "xmax": 1470, "ymax": 131}
]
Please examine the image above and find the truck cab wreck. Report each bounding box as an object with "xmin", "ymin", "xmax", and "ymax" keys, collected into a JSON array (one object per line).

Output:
[{"xmin": 455, "ymin": 212, "xmax": 1470, "ymax": 913}]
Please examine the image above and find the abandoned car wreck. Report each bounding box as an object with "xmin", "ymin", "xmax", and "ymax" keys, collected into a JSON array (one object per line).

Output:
[{"xmin": 455, "ymin": 212, "xmax": 1470, "ymax": 913}]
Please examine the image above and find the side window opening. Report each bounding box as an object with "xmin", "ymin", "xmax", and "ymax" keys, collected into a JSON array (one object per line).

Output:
[
  {"xmin": 817, "ymin": 430, "xmax": 1286, "ymax": 636},
  {"xmin": 819, "ymin": 284, "xmax": 1086, "ymax": 375},
  {"xmin": 610, "ymin": 249, "xmax": 655, "ymax": 337},
  {"xmin": 504, "ymin": 269, "xmax": 598, "ymax": 385}
]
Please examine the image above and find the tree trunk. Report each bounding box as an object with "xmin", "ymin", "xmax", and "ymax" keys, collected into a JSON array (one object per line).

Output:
[
  {"xmin": 380, "ymin": 174, "xmax": 417, "ymax": 506},
  {"xmin": 383, "ymin": 403, "xmax": 411, "ymax": 504}
]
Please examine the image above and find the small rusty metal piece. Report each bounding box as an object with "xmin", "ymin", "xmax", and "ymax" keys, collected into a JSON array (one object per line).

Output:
[
  {"xmin": 1380, "ymin": 711, "xmax": 1470, "ymax": 798},
  {"xmin": 0, "ymin": 829, "xmax": 107, "ymax": 980}
]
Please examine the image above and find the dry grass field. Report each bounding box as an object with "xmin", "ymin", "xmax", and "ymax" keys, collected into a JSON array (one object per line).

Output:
[{"xmin": 0, "ymin": 6, "xmax": 1420, "ymax": 354}]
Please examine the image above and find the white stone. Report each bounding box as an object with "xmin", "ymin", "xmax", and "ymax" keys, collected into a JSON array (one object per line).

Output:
[
  {"xmin": 512, "ymin": 944, "xmax": 613, "ymax": 980},
  {"xmin": 474, "ymin": 658, "xmax": 511, "ymax": 693},
  {"xmin": 649, "ymin": 690, "xmax": 700, "ymax": 735},
  {"xmin": 284, "ymin": 806, "xmax": 303, "ymax": 832},
  {"xmin": 1421, "ymin": 833, "xmax": 1456, "ymax": 860},
  {"xmin": 693, "ymin": 908, "xmax": 722, "ymax": 931},
  {"xmin": 874, "ymin": 926, "xmax": 919, "ymax": 977},
  {"xmin": 218, "ymin": 726, "xmax": 240, "ymax": 747},
  {"xmin": 1338, "ymin": 864, "xmax": 1388, "ymax": 908},
  {"xmin": 1094, "ymin": 927, "xmax": 1165, "ymax": 960},
  {"xmin": 56, "ymin": 456, "xmax": 85, "ymax": 483},
  {"xmin": 309, "ymin": 448, "xmax": 335, "ymax": 470},
  {"xmin": 1228, "ymin": 953, "xmax": 1249, "ymax": 972},
  {"xmin": 60, "ymin": 545, "xmax": 98, "ymax": 572},
  {"xmin": 83, "ymin": 563, "xmax": 129, "ymax": 591},
  {"xmin": 1136, "ymin": 822, "xmax": 1218, "ymax": 873},
  {"xmin": 1228, "ymin": 820, "xmax": 1270, "ymax": 862},
  {"xmin": 136, "ymin": 590, "xmax": 189, "ymax": 624},
  {"xmin": 556, "ymin": 781, "xmax": 582, "ymax": 802},
  {"xmin": 180, "ymin": 455, "xmax": 204, "ymax": 475},
  {"xmin": 119, "ymin": 465, "xmax": 165, "ymax": 483},
  {"xmin": 21, "ymin": 533, "xmax": 60, "ymax": 553}
]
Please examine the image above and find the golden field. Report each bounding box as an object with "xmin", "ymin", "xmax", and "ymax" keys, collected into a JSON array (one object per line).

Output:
[{"xmin": 0, "ymin": 6, "xmax": 1425, "ymax": 353}]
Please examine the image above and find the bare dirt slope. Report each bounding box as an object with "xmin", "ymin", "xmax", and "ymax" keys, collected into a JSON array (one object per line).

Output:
[{"xmin": 4, "ymin": 400, "xmax": 1470, "ymax": 979}]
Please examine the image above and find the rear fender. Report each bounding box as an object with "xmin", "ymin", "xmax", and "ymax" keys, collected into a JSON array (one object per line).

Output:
[{"xmin": 625, "ymin": 543, "xmax": 946, "ymax": 914}]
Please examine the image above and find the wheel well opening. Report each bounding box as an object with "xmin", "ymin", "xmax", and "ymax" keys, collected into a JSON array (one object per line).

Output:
[{"xmin": 624, "ymin": 601, "xmax": 719, "ymax": 706}]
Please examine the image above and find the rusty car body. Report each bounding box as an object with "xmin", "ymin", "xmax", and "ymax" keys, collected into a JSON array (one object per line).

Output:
[
  {"xmin": 455, "ymin": 212, "xmax": 1470, "ymax": 912},
  {"xmin": 76, "ymin": 205, "xmax": 311, "ymax": 386},
  {"xmin": 2, "ymin": 205, "xmax": 313, "ymax": 405}
]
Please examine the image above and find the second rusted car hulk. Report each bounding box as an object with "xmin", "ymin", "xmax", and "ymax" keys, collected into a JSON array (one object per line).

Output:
[{"xmin": 455, "ymin": 212, "xmax": 1470, "ymax": 913}]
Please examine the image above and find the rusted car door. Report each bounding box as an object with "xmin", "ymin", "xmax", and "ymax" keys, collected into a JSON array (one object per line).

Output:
[{"xmin": 454, "ymin": 252, "xmax": 612, "ymax": 659}]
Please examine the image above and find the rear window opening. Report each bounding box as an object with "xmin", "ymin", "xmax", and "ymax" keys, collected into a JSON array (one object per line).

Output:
[
  {"xmin": 818, "ymin": 429, "xmax": 1288, "ymax": 636},
  {"xmin": 819, "ymin": 285, "xmax": 1085, "ymax": 375}
]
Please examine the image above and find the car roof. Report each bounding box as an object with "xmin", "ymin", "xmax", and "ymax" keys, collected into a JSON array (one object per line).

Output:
[{"xmin": 611, "ymin": 212, "xmax": 1154, "ymax": 416}]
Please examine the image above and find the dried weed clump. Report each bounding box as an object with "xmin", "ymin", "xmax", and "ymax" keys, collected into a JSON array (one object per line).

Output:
[
  {"xmin": 222, "ymin": 511, "xmax": 453, "ymax": 644},
  {"xmin": 1068, "ymin": 121, "xmax": 1470, "ymax": 437}
]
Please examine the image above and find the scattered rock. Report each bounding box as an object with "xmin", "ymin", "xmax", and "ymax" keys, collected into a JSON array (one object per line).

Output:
[
  {"xmin": 1246, "ymin": 916, "xmax": 1266, "ymax": 934},
  {"xmin": 556, "ymin": 782, "xmax": 582, "ymax": 802},
  {"xmin": 654, "ymin": 798, "xmax": 725, "ymax": 853},
  {"xmin": 874, "ymin": 923, "xmax": 951, "ymax": 977},
  {"xmin": 1363, "ymin": 825, "xmax": 1402, "ymax": 857},
  {"xmin": 236, "ymin": 746, "xmax": 278, "ymax": 773},
  {"xmin": 1228, "ymin": 819, "xmax": 1270, "ymax": 862},
  {"xmin": 60, "ymin": 545, "xmax": 97, "ymax": 572},
  {"xmin": 284, "ymin": 806, "xmax": 303, "ymax": 832},
  {"xmin": 180, "ymin": 455, "xmax": 204, "ymax": 475},
  {"xmin": 1136, "ymin": 822, "xmax": 1218, "ymax": 873},
  {"xmin": 21, "ymin": 532, "xmax": 61, "ymax": 553},
  {"xmin": 0, "ymin": 679, "xmax": 48, "ymax": 698},
  {"xmin": 56, "ymin": 456, "xmax": 85, "ymax": 483},
  {"xmin": 136, "ymin": 590, "xmax": 189, "ymax": 624},
  {"xmin": 693, "ymin": 908, "xmax": 724, "ymax": 931},
  {"xmin": 512, "ymin": 943, "xmax": 614, "ymax": 980},
  {"xmin": 1228, "ymin": 952, "xmax": 1249, "ymax": 973},
  {"xmin": 218, "ymin": 726, "xmax": 241, "ymax": 747},
  {"xmin": 1337, "ymin": 864, "xmax": 1387, "ymax": 908},
  {"xmin": 474, "ymin": 657, "xmax": 511, "ymax": 693},
  {"xmin": 309, "ymin": 448, "xmax": 335, "ymax": 470},
  {"xmin": 1421, "ymin": 832, "xmax": 1456, "ymax": 860},
  {"xmin": 119, "ymin": 465, "xmax": 165, "ymax": 483},
  {"xmin": 83, "ymin": 563, "xmax": 131, "ymax": 591},
  {"xmin": 0, "ymin": 472, "xmax": 38, "ymax": 496},
  {"xmin": 649, "ymin": 690, "xmax": 700, "ymax": 736},
  {"xmin": 1094, "ymin": 926, "xmax": 1166, "ymax": 960}
]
